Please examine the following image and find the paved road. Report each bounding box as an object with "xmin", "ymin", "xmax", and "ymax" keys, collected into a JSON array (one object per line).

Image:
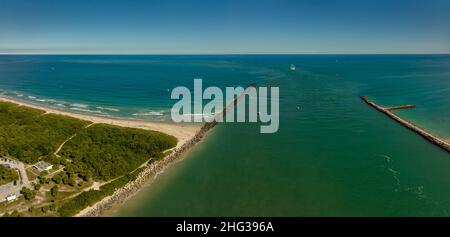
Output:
[{"xmin": 0, "ymin": 157, "xmax": 31, "ymax": 202}]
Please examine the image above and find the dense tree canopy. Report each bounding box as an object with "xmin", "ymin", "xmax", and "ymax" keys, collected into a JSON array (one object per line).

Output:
[
  {"xmin": 0, "ymin": 101, "xmax": 178, "ymax": 216},
  {"xmin": 0, "ymin": 102, "xmax": 89, "ymax": 163},
  {"xmin": 0, "ymin": 102, "xmax": 176, "ymax": 180},
  {"xmin": 60, "ymin": 124, "xmax": 177, "ymax": 181}
]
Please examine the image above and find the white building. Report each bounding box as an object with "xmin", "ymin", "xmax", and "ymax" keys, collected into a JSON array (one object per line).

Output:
[
  {"xmin": 6, "ymin": 194, "xmax": 17, "ymax": 202},
  {"xmin": 33, "ymin": 161, "xmax": 54, "ymax": 173}
]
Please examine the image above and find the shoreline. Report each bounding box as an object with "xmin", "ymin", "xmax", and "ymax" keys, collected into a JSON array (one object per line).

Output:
[
  {"xmin": 0, "ymin": 96, "xmax": 211, "ymax": 217},
  {"xmin": 76, "ymin": 123, "xmax": 215, "ymax": 216},
  {"xmin": 0, "ymin": 96, "xmax": 200, "ymax": 149}
]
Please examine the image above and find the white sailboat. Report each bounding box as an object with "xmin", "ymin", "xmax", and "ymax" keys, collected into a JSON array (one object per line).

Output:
[{"xmin": 290, "ymin": 64, "xmax": 296, "ymax": 71}]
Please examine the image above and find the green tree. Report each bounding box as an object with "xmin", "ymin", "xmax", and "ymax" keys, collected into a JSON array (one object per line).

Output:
[
  {"xmin": 50, "ymin": 186, "xmax": 59, "ymax": 197},
  {"xmin": 52, "ymin": 174, "xmax": 63, "ymax": 184},
  {"xmin": 34, "ymin": 183, "xmax": 41, "ymax": 191},
  {"xmin": 21, "ymin": 187, "xmax": 36, "ymax": 201}
]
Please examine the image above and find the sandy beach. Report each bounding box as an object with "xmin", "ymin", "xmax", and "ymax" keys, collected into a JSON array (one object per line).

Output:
[
  {"xmin": 0, "ymin": 96, "xmax": 201, "ymax": 149},
  {"xmin": 0, "ymin": 96, "xmax": 209, "ymax": 217}
]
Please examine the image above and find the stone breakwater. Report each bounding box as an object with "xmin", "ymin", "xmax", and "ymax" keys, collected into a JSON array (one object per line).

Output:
[
  {"xmin": 361, "ymin": 96, "xmax": 450, "ymax": 154},
  {"xmin": 76, "ymin": 121, "xmax": 218, "ymax": 217}
]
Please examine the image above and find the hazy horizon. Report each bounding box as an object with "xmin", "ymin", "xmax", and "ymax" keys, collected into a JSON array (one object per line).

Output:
[{"xmin": 1, "ymin": 52, "xmax": 450, "ymax": 55}]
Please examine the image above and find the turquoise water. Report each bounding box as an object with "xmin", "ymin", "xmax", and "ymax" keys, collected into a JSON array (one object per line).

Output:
[{"xmin": 1, "ymin": 55, "xmax": 450, "ymax": 216}]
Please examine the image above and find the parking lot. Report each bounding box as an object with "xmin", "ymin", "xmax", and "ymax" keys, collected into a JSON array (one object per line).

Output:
[{"xmin": 0, "ymin": 157, "xmax": 31, "ymax": 202}]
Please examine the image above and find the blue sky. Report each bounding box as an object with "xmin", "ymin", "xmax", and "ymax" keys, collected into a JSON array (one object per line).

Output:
[{"xmin": 0, "ymin": 0, "xmax": 449, "ymax": 54}]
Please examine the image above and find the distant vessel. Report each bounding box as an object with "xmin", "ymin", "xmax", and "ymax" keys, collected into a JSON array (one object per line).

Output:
[{"xmin": 290, "ymin": 64, "xmax": 296, "ymax": 71}]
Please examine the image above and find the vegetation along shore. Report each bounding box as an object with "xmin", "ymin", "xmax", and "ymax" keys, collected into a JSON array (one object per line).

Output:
[{"xmin": 0, "ymin": 97, "xmax": 204, "ymax": 217}]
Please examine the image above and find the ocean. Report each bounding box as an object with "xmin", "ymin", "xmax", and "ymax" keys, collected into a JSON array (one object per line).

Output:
[{"xmin": 1, "ymin": 54, "xmax": 450, "ymax": 216}]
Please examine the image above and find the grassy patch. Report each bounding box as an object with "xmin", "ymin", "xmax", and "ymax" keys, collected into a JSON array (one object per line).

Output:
[
  {"xmin": 57, "ymin": 167, "xmax": 145, "ymax": 217},
  {"xmin": 0, "ymin": 165, "xmax": 19, "ymax": 185}
]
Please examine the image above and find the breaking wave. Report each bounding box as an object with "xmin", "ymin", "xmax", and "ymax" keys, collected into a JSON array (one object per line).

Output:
[
  {"xmin": 132, "ymin": 111, "xmax": 165, "ymax": 116},
  {"xmin": 70, "ymin": 107, "xmax": 103, "ymax": 114},
  {"xmin": 71, "ymin": 103, "xmax": 89, "ymax": 108},
  {"xmin": 96, "ymin": 106, "xmax": 120, "ymax": 112}
]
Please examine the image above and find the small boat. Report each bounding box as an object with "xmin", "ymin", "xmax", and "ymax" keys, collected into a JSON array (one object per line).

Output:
[{"xmin": 290, "ymin": 64, "xmax": 296, "ymax": 71}]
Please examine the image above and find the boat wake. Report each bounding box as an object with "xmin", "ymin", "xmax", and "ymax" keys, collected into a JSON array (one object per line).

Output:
[
  {"xmin": 381, "ymin": 155, "xmax": 401, "ymax": 192},
  {"xmin": 379, "ymin": 154, "xmax": 448, "ymax": 215}
]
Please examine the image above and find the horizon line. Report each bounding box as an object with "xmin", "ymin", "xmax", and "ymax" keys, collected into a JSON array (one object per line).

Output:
[{"xmin": 1, "ymin": 52, "xmax": 450, "ymax": 56}]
